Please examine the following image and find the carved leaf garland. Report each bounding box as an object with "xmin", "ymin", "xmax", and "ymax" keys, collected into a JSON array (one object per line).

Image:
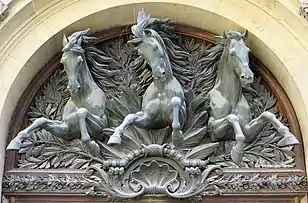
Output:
[
  {"xmin": 176, "ymin": 36, "xmax": 218, "ymax": 96},
  {"xmin": 3, "ymin": 174, "xmax": 87, "ymax": 192},
  {"xmin": 18, "ymin": 129, "xmax": 103, "ymax": 169},
  {"xmin": 3, "ymin": 173, "xmax": 307, "ymax": 194},
  {"xmin": 88, "ymin": 39, "xmax": 136, "ymax": 98},
  {"xmin": 27, "ymin": 69, "xmax": 70, "ymax": 122},
  {"xmin": 214, "ymin": 173, "xmax": 307, "ymax": 192}
]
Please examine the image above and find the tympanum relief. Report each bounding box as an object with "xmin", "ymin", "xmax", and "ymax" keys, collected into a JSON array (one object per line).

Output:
[{"xmin": 5, "ymin": 10, "xmax": 304, "ymax": 201}]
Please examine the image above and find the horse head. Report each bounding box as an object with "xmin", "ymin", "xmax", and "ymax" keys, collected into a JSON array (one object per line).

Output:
[
  {"xmin": 128, "ymin": 10, "xmax": 172, "ymax": 82},
  {"xmin": 61, "ymin": 28, "xmax": 96, "ymax": 93},
  {"xmin": 221, "ymin": 30, "xmax": 253, "ymax": 88}
]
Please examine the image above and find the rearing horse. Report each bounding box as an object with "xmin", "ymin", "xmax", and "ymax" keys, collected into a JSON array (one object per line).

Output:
[
  {"xmin": 107, "ymin": 10, "xmax": 186, "ymax": 148},
  {"xmin": 7, "ymin": 29, "xmax": 109, "ymax": 156},
  {"xmin": 208, "ymin": 30, "xmax": 299, "ymax": 165}
]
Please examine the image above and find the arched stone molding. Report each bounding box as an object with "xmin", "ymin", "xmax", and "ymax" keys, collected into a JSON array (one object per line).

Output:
[{"xmin": 1, "ymin": 0, "xmax": 308, "ymax": 198}]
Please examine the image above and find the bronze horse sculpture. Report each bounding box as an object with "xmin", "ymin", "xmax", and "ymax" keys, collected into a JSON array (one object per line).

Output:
[
  {"xmin": 7, "ymin": 29, "xmax": 110, "ymax": 156},
  {"xmin": 208, "ymin": 30, "xmax": 299, "ymax": 164},
  {"xmin": 107, "ymin": 10, "xmax": 186, "ymax": 148}
]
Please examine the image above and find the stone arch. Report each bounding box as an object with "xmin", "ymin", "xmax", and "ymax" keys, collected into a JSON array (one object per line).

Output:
[{"xmin": 0, "ymin": 0, "xmax": 308, "ymax": 200}]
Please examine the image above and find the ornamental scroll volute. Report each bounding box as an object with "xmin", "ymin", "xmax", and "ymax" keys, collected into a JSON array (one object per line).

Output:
[{"xmin": 4, "ymin": 10, "xmax": 306, "ymax": 201}]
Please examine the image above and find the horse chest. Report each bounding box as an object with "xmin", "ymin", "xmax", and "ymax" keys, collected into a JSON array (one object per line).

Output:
[
  {"xmin": 210, "ymin": 90, "xmax": 232, "ymax": 118},
  {"xmin": 235, "ymin": 97, "xmax": 252, "ymax": 121},
  {"xmin": 71, "ymin": 96, "xmax": 88, "ymax": 108},
  {"xmin": 143, "ymin": 81, "xmax": 183, "ymax": 122},
  {"xmin": 157, "ymin": 93, "xmax": 170, "ymax": 109},
  {"xmin": 153, "ymin": 93, "xmax": 172, "ymax": 117},
  {"xmin": 69, "ymin": 96, "xmax": 102, "ymax": 115}
]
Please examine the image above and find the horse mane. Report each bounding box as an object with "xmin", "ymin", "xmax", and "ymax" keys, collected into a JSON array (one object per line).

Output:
[
  {"xmin": 62, "ymin": 29, "xmax": 96, "ymax": 55},
  {"xmin": 129, "ymin": 10, "xmax": 193, "ymax": 95},
  {"xmin": 194, "ymin": 30, "xmax": 245, "ymax": 95},
  {"xmin": 62, "ymin": 25, "xmax": 243, "ymax": 100},
  {"xmin": 84, "ymin": 46, "xmax": 116, "ymax": 97},
  {"xmin": 194, "ymin": 41, "xmax": 224, "ymax": 95},
  {"xmin": 223, "ymin": 30, "xmax": 244, "ymax": 40}
]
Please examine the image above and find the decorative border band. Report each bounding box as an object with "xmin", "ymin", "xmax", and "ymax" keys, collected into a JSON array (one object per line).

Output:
[{"xmin": 3, "ymin": 172, "xmax": 307, "ymax": 195}]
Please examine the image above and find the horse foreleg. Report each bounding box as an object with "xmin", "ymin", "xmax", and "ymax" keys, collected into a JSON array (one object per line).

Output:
[
  {"xmin": 107, "ymin": 112, "xmax": 144, "ymax": 145},
  {"xmin": 7, "ymin": 118, "xmax": 68, "ymax": 150},
  {"xmin": 108, "ymin": 99, "xmax": 161, "ymax": 145},
  {"xmin": 171, "ymin": 97, "xmax": 183, "ymax": 149},
  {"xmin": 76, "ymin": 108, "xmax": 100, "ymax": 156},
  {"xmin": 210, "ymin": 114, "xmax": 246, "ymax": 165},
  {"xmin": 244, "ymin": 111, "xmax": 299, "ymax": 146}
]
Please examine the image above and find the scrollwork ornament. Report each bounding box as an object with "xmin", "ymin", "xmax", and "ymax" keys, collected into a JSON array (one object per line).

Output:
[{"xmin": 83, "ymin": 144, "xmax": 223, "ymax": 201}]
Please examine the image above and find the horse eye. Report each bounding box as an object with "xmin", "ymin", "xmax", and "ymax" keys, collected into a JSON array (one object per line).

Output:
[
  {"xmin": 144, "ymin": 30, "xmax": 151, "ymax": 36},
  {"xmin": 229, "ymin": 48, "xmax": 236, "ymax": 56},
  {"xmin": 77, "ymin": 56, "xmax": 83, "ymax": 62}
]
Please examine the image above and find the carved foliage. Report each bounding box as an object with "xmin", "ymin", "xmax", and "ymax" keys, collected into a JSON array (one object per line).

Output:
[
  {"xmin": 177, "ymin": 36, "xmax": 218, "ymax": 96},
  {"xmin": 18, "ymin": 129, "xmax": 103, "ymax": 169},
  {"xmin": 3, "ymin": 174, "xmax": 87, "ymax": 193},
  {"xmin": 9, "ymin": 25, "xmax": 303, "ymax": 200},
  {"xmin": 17, "ymin": 34, "xmax": 297, "ymax": 170},
  {"xmin": 27, "ymin": 69, "xmax": 69, "ymax": 121},
  {"xmin": 87, "ymin": 39, "xmax": 136, "ymax": 98}
]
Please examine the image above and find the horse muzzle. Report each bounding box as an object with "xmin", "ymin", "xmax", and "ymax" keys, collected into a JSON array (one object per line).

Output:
[
  {"xmin": 240, "ymin": 75, "xmax": 254, "ymax": 87},
  {"xmin": 67, "ymin": 84, "xmax": 81, "ymax": 93}
]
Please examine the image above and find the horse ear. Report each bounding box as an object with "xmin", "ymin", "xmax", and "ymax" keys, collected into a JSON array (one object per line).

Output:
[
  {"xmin": 62, "ymin": 34, "xmax": 68, "ymax": 47},
  {"xmin": 214, "ymin": 35, "xmax": 223, "ymax": 40},
  {"xmin": 222, "ymin": 31, "xmax": 228, "ymax": 39},
  {"xmin": 77, "ymin": 37, "xmax": 82, "ymax": 46},
  {"xmin": 242, "ymin": 30, "xmax": 248, "ymax": 40},
  {"xmin": 81, "ymin": 28, "xmax": 91, "ymax": 35}
]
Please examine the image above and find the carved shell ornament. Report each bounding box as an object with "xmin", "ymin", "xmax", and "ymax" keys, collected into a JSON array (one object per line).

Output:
[{"xmin": 4, "ymin": 9, "xmax": 304, "ymax": 201}]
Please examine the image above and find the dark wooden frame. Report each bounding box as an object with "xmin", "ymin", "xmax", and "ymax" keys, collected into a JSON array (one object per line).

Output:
[{"xmin": 3, "ymin": 25, "xmax": 307, "ymax": 203}]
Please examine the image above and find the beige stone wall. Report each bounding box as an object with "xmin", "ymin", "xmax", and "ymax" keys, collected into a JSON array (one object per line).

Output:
[{"xmin": 0, "ymin": 0, "xmax": 308, "ymax": 200}]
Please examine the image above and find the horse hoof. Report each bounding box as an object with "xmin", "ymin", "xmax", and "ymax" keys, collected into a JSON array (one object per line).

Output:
[
  {"xmin": 6, "ymin": 140, "xmax": 22, "ymax": 151},
  {"xmin": 231, "ymin": 147, "xmax": 244, "ymax": 165},
  {"xmin": 86, "ymin": 141, "xmax": 100, "ymax": 156},
  {"xmin": 107, "ymin": 134, "xmax": 122, "ymax": 145},
  {"xmin": 172, "ymin": 130, "xmax": 183, "ymax": 149},
  {"xmin": 278, "ymin": 132, "xmax": 299, "ymax": 147}
]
